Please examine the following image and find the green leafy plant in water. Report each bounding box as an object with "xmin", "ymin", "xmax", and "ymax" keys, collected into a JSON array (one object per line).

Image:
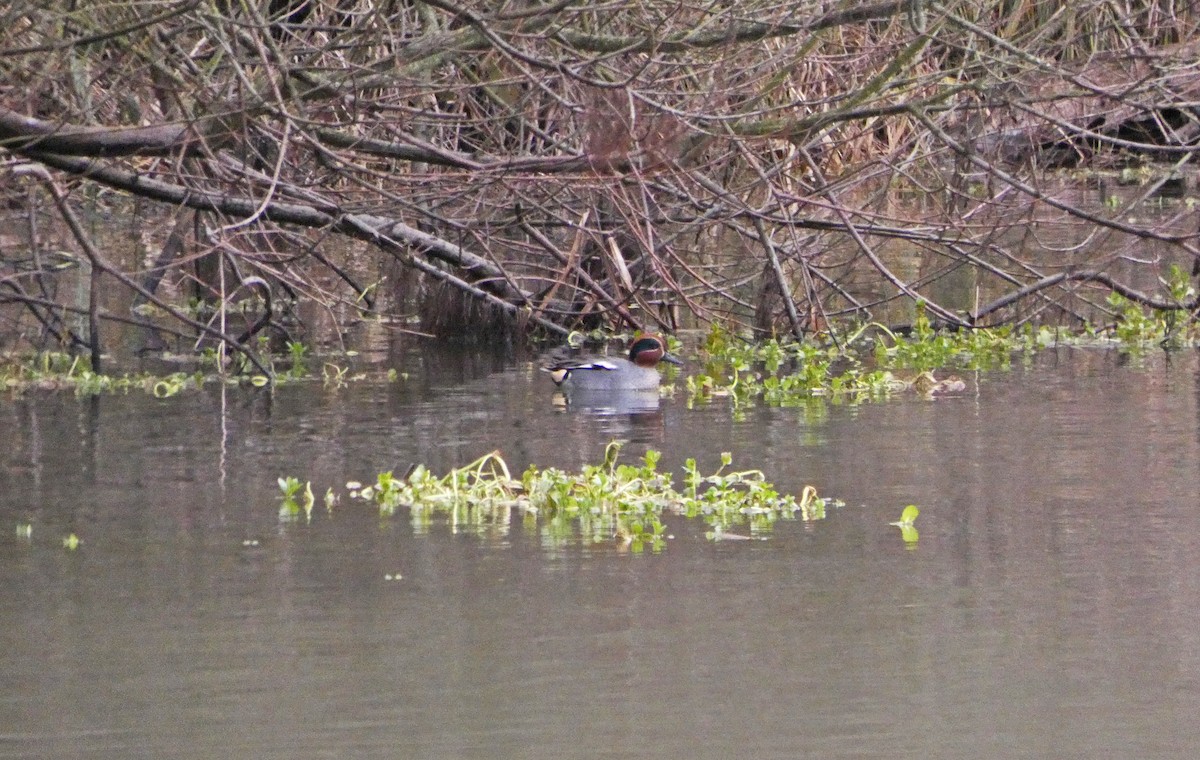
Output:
[
  {"xmin": 198, "ymin": 346, "xmax": 223, "ymax": 370},
  {"xmin": 686, "ymin": 318, "xmax": 1013, "ymax": 409},
  {"xmin": 284, "ymin": 341, "xmax": 309, "ymax": 380},
  {"xmin": 688, "ymin": 324, "xmax": 878, "ymax": 408},
  {"xmin": 871, "ymin": 301, "xmax": 1018, "ymax": 373},
  {"xmin": 1160, "ymin": 264, "xmax": 1197, "ymax": 348},
  {"xmin": 1110, "ymin": 293, "xmax": 1154, "ymax": 343},
  {"xmin": 0, "ymin": 351, "xmax": 207, "ymax": 397},
  {"xmin": 889, "ymin": 504, "xmax": 920, "ymax": 544},
  {"xmin": 1101, "ymin": 267, "xmax": 1200, "ymax": 350},
  {"xmin": 343, "ymin": 442, "xmax": 836, "ymax": 551},
  {"xmin": 0, "ymin": 338, "xmax": 392, "ymax": 398},
  {"xmin": 523, "ymin": 443, "xmax": 671, "ymax": 551},
  {"xmin": 1108, "ymin": 292, "xmax": 1166, "ymax": 348},
  {"xmin": 360, "ymin": 453, "xmax": 523, "ymax": 541},
  {"xmin": 278, "ymin": 476, "xmax": 315, "ymax": 521},
  {"xmin": 680, "ymin": 451, "xmax": 820, "ymax": 540}
]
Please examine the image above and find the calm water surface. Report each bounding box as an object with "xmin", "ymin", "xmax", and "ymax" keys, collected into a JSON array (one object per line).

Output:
[{"xmin": 3, "ymin": 346, "xmax": 1200, "ymax": 758}]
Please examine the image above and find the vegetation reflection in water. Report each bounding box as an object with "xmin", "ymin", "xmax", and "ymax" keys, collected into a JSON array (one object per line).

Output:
[{"xmin": 280, "ymin": 442, "xmax": 837, "ymax": 553}]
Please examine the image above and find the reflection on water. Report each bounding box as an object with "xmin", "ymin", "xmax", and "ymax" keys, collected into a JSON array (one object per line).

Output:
[
  {"xmin": 551, "ymin": 385, "xmax": 671, "ymax": 445},
  {"xmin": 3, "ymin": 347, "xmax": 1200, "ymax": 758},
  {"xmin": 555, "ymin": 385, "xmax": 663, "ymax": 414}
]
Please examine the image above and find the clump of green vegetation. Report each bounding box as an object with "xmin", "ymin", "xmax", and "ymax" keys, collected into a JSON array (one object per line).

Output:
[
  {"xmin": 1105, "ymin": 265, "xmax": 1200, "ymax": 350},
  {"xmin": 871, "ymin": 302, "xmax": 1023, "ymax": 372},
  {"xmin": 0, "ymin": 341, "xmax": 378, "ymax": 397},
  {"xmin": 280, "ymin": 340, "xmax": 309, "ymax": 380},
  {"xmin": 687, "ymin": 326, "xmax": 887, "ymax": 408},
  {"xmin": 333, "ymin": 442, "xmax": 835, "ymax": 552},
  {"xmin": 1109, "ymin": 292, "xmax": 1164, "ymax": 346},
  {"xmin": 687, "ymin": 305, "xmax": 1027, "ymax": 408},
  {"xmin": 680, "ymin": 453, "xmax": 828, "ymax": 540},
  {"xmin": 0, "ymin": 351, "xmax": 208, "ymax": 397},
  {"xmin": 687, "ymin": 286, "xmax": 1200, "ymax": 409}
]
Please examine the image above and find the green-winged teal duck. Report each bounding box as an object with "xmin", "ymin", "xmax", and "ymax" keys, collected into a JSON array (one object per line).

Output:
[{"xmin": 544, "ymin": 334, "xmax": 683, "ymax": 391}]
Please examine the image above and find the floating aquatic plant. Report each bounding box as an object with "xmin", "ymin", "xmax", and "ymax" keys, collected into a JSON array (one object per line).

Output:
[
  {"xmin": 278, "ymin": 476, "xmax": 315, "ymax": 521},
  {"xmin": 0, "ymin": 352, "xmax": 208, "ymax": 397},
  {"xmin": 870, "ymin": 302, "xmax": 1022, "ymax": 373},
  {"xmin": 0, "ymin": 343, "xmax": 363, "ymax": 397},
  {"xmin": 889, "ymin": 504, "xmax": 920, "ymax": 544},
  {"xmin": 686, "ymin": 318, "xmax": 1000, "ymax": 409},
  {"xmin": 335, "ymin": 442, "xmax": 837, "ymax": 552},
  {"xmin": 1104, "ymin": 267, "xmax": 1200, "ymax": 351}
]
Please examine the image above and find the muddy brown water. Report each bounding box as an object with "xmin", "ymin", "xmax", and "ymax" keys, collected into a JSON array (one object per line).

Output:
[{"xmin": 3, "ymin": 346, "xmax": 1200, "ymax": 758}]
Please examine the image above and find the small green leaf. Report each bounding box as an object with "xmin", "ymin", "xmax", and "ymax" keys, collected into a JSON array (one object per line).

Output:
[
  {"xmin": 889, "ymin": 504, "xmax": 919, "ymax": 528},
  {"xmin": 889, "ymin": 505, "xmax": 920, "ymax": 544}
]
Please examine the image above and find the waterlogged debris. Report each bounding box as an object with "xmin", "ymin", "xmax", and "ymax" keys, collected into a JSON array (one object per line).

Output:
[
  {"xmin": 322, "ymin": 363, "xmax": 351, "ymax": 388},
  {"xmin": 331, "ymin": 442, "xmax": 840, "ymax": 552},
  {"xmin": 15, "ymin": 523, "xmax": 32, "ymax": 540},
  {"xmin": 911, "ymin": 372, "xmax": 968, "ymax": 397},
  {"xmin": 889, "ymin": 504, "xmax": 920, "ymax": 544}
]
